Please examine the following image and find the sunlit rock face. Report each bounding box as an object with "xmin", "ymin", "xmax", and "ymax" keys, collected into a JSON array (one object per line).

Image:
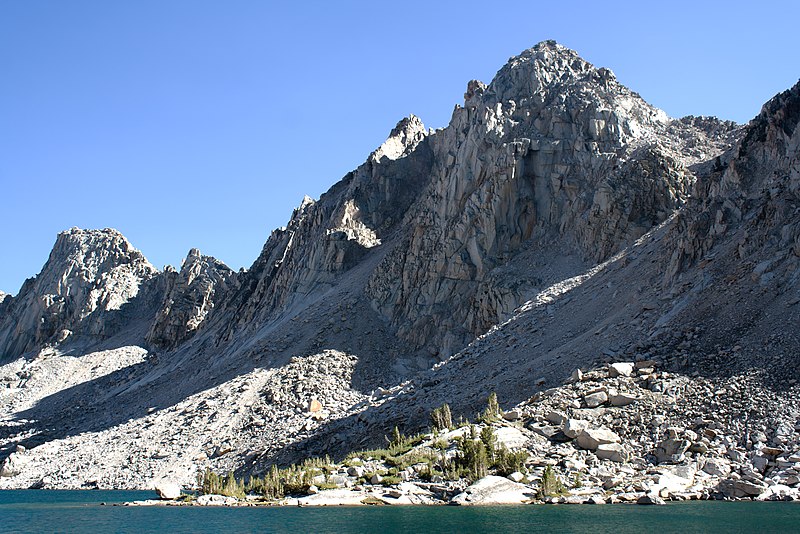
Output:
[
  {"xmin": 0, "ymin": 228, "xmax": 158, "ymax": 358},
  {"xmin": 365, "ymin": 41, "xmax": 737, "ymax": 356}
]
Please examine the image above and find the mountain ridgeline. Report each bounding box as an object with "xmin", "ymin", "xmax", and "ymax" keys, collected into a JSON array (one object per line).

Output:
[
  {"xmin": 0, "ymin": 41, "xmax": 739, "ymax": 362},
  {"xmin": 0, "ymin": 41, "xmax": 798, "ymax": 492}
]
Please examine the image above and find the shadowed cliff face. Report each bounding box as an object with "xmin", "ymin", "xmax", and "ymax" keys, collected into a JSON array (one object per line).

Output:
[
  {"xmin": 206, "ymin": 114, "xmax": 435, "ymax": 343},
  {"xmin": 667, "ymin": 80, "xmax": 800, "ymax": 282}
]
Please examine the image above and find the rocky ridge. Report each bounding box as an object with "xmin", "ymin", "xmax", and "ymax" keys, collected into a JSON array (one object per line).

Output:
[
  {"xmin": 146, "ymin": 249, "xmax": 238, "ymax": 349},
  {"xmin": 0, "ymin": 42, "xmax": 797, "ymax": 499}
]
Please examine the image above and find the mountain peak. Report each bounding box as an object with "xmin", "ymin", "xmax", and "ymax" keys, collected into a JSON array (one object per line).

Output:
[
  {"xmin": 53, "ymin": 227, "xmax": 152, "ymax": 279},
  {"xmin": 53, "ymin": 227, "xmax": 143, "ymax": 260},
  {"xmin": 147, "ymin": 247, "xmax": 236, "ymax": 349},
  {"xmin": 486, "ymin": 41, "xmax": 615, "ymax": 104},
  {"xmin": 58, "ymin": 226, "xmax": 125, "ymax": 240},
  {"xmin": 371, "ymin": 115, "xmax": 427, "ymax": 162},
  {"xmin": 0, "ymin": 227, "xmax": 158, "ymax": 356},
  {"xmin": 298, "ymin": 195, "xmax": 316, "ymax": 211}
]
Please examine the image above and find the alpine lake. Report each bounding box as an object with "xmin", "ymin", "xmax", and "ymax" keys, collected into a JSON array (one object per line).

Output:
[{"xmin": 1, "ymin": 490, "xmax": 799, "ymax": 533}]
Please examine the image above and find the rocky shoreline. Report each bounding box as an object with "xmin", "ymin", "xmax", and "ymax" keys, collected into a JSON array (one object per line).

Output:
[{"xmin": 112, "ymin": 359, "xmax": 800, "ymax": 507}]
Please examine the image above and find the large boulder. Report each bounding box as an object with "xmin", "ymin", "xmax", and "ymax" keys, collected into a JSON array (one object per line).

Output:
[
  {"xmin": 576, "ymin": 427, "xmax": 621, "ymax": 450},
  {"xmin": 294, "ymin": 488, "xmax": 374, "ymax": 506},
  {"xmin": 649, "ymin": 470, "xmax": 693, "ymax": 496},
  {"xmin": 584, "ymin": 390, "xmax": 609, "ymax": 408},
  {"xmin": 702, "ymin": 458, "xmax": 731, "ymax": 477},
  {"xmin": 450, "ymin": 475, "xmax": 535, "ymax": 505},
  {"xmin": 609, "ymin": 392, "xmax": 638, "ymax": 407},
  {"xmin": 563, "ymin": 419, "xmax": 590, "ymax": 439},
  {"xmin": 155, "ymin": 481, "xmax": 182, "ymax": 500},
  {"xmin": 654, "ymin": 429, "xmax": 691, "ymax": 463},
  {"xmin": 733, "ymin": 480, "xmax": 767, "ymax": 497},
  {"xmin": 637, "ymin": 494, "xmax": 666, "ymax": 505},
  {"xmin": 494, "ymin": 426, "xmax": 528, "ymax": 449},
  {"xmin": 608, "ymin": 362, "xmax": 635, "ymax": 377},
  {"xmin": 0, "ymin": 453, "xmax": 29, "ymax": 478},
  {"xmin": 347, "ymin": 466, "xmax": 365, "ymax": 478},
  {"xmin": 545, "ymin": 411, "xmax": 567, "ymax": 426},
  {"xmin": 596, "ymin": 443, "xmax": 627, "ymax": 462},
  {"xmin": 718, "ymin": 479, "xmax": 768, "ymax": 498},
  {"xmin": 196, "ymin": 494, "xmax": 238, "ymax": 506},
  {"xmin": 757, "ymin": 484, "xmax": 797, "ymax": 501}
]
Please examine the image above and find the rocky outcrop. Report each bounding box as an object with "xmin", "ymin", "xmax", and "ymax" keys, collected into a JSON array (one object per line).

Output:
[
  {"xmin": 451, "ymin": 475, "xmax": 535, "ymax": 505},
  {"xmin": 146, "ymin": 249, "xmax": 237, "ymax": 349},
  {"xmin": 259, "ymin": 361, "xmax": 798, "ymax": 505},
  {"xmin": 667, "ymin": 80, "xmax": 800, "ymax": 282},
  {"xmin": 0, "ymin": 228, "xmax": 158, "ymax": 358},
  {"xmin": 155, "ymin": 480, "xmax": 182, "ymax": 500},
  {"xmin": 366, "ymin": 41, "xmax": 737, "ymax": 355}
]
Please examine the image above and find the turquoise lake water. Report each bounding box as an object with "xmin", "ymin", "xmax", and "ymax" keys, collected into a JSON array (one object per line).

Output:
[{"xmin": 1, "ymin": 490, "xmax": 799, "ymax": 533}]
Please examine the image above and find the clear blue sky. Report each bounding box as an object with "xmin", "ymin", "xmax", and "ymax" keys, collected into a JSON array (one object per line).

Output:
[{"xmin": 2, "ymin": 1, "xmax": 799, "ymax": 294}]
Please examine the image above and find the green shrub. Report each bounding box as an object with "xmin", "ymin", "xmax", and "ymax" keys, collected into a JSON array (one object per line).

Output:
[
  {"xmin": 442, "ymin": 426, "xmax": 530, "ymax": 481},
  {"xmin": 198, "ymin": 469, "xmax": 245, "ymax": 499},
  {"xmin": 301, "ymin": 455, "xmax": 332, "ymax": 471},
  {"xmin": 493, "ymin": 446, "xmax": 528, "ymax": 477},
  {"xmin": 478, "ymin": 392, "xmax": 501, "ymax": 423},
  {"xmin": 430, "ymin": 403, "xmax": 453, "ymax": 431},
  {"xmin": 432, "ymin": 438, "xmax": 449, "ymax": 450},
  {"xmin": 350, "ymin": 429, "xmax": 424, "ymax": 463},
  {"xmin": 242, "ymin": 462, "xmax": 319, "ymax": 500},
  {"xmin": 380, "ymin": 475, "xmax": 403, "ymax": 486},
  {"xmin": 391, "ymin": 426, "xmax": 404, "ymax": 447},
  {"xmin": 480, "ymin": 426, "xmax": 498, "ymax": 461},
  {"xmin": 354, "ymin": 448, "xmax": 392, "ymax": 461},
  {"xmin": 418, "ymin": 465, "xmax": 443, "ymax": 482},
  {"xmin": 391, "ymin": 450, "xmax": 439, "ymax": 471},
  {"xmin": 387, "ymin": 428, "xmax": 424, "ymax": 456},
  {"xmin": 454, "ymin": 430, "xmax": 489, "ymax": 481},
  {"xmin": 246, "ymin": 465, "xmax": 282, "ymax": 500},
  {"xmin": 539, "ymin": 466, "xmax": 567, "ymax": 497}
]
